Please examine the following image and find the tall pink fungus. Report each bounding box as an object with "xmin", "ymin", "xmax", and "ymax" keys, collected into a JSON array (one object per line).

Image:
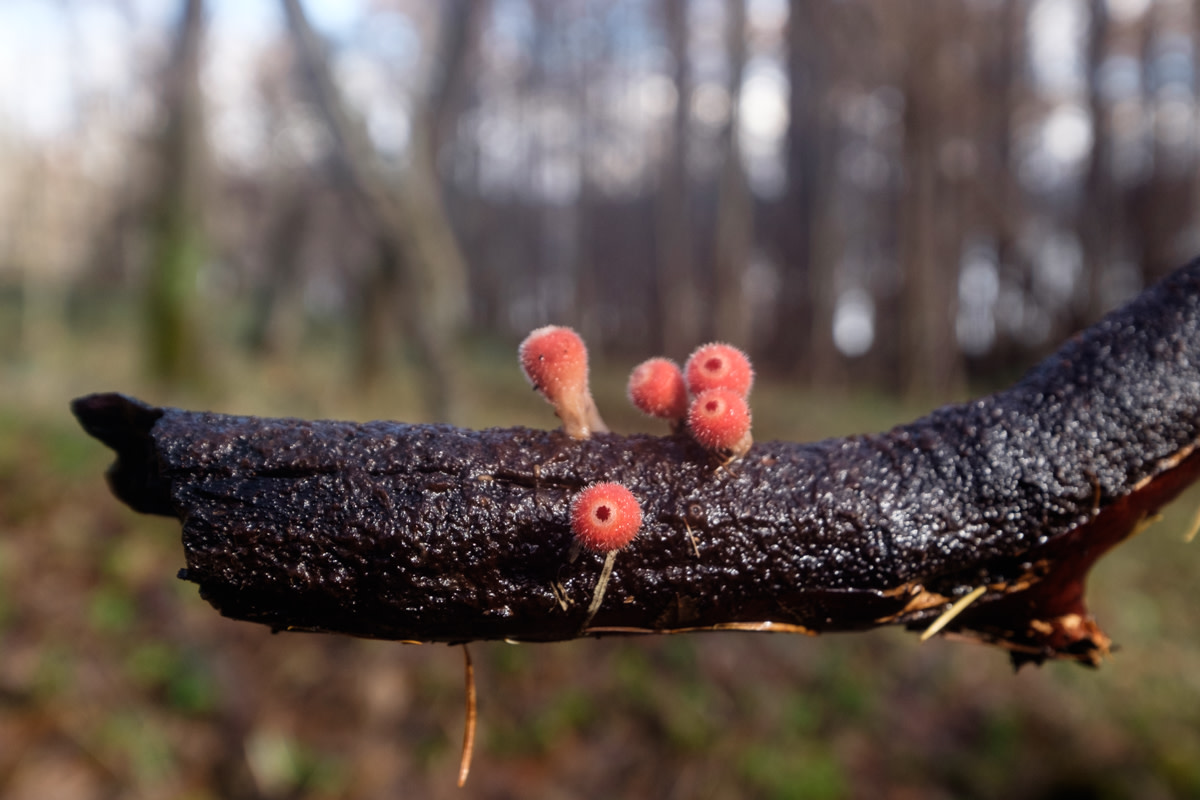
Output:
[{"xmin": 519, "ymin": 325, "xmax": 609, "ymax": 439}]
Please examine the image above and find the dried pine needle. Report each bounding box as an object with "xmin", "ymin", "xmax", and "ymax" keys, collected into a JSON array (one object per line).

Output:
[
  {"xmin": 582, "ymin": 550, "xmax": 618, "ymax": 629},
  {"xmin": 1183, "ymin": 503, "xmax": 1200, "ymax": 543},
  {"xmin": 457, "ymin": 645, "xmax": 477, "ymax": 788},
  {"xmin": 920, "ymin": 585, "xmax": 988, "ymax": 642},
  {"xmin": 684, "ymin": 519, "xmax": 700, "ymax": 557}
]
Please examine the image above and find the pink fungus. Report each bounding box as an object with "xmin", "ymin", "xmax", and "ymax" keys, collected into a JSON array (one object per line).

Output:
[
  {"xmin": 627, "ymin": 357, "xmax": 689, "ymax": 425},
  {"xmin": 685, "ymin": 342, "xmax": 754, "ymax": 397},
  {"xmin": 518, "ymin": 325, "xmax": 608, "ymax": 439},
  {"xmin": 570, "ymin": 482, "xmax": 643, "ymax": 553},
  {"xmin": 687, "ymin": 388, "xmax": 753, "ymax": 460}
]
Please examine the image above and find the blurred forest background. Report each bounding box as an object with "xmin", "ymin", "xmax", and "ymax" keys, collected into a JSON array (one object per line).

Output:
[
  {"xmin": 4, "ymin": 0, "xmax": 1200, "ymax": 412},
  {"xmin": 4, "ymin": 0, "xmax": 1200, "ymax": 798}
]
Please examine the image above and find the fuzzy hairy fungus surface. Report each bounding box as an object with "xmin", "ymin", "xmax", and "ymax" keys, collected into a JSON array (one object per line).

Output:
[
  {"xmin": 627, "ymin": 358, "xmax": 689, "ymax": 424},
  {"xmin": 570, "ymin": 483, "xmax": 643, "ymax": 553},
  {"xmin": 687, "ymin": 388, "xmax": 753, "ymax": 460},
  {"xmin": 73, "ymin": 259, "xmax": 1200, "ymax": 667}
]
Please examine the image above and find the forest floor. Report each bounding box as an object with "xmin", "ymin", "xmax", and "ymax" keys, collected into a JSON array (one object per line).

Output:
[{"xmin": 3, "ymin": 319, "xmax": 1200, "ymax": 799}]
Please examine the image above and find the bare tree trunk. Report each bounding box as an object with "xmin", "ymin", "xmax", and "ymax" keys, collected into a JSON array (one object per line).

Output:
[
  {"xmin": 402, "ymin": 0, "xmax": 479, "ymax": 355},
  {"xmin": 358, "ymin": 238, "xmax": 401, "ymax": 390},
  {"xmin": 713, "ymin": 0, "xmax": 752, "ymax": 346},
  {"xmin": 1124, "ymin": 2, "xmax": 1197, "ymax": 286},
  {"xmin": 1081, "ymin": 0, "xmax": 1117, "ymax": 323},
  {"xmin": 772, "ymin": 0, "xmax": 821, "ymax": 377},
  {"xmin": 573, "ymin": 27, "xmax": 602, "ymax": 350},
  {"xmin": 6, "ymin": 160, "xmax": 53, "ymax": 364},
  {"xmin": 425, "ymin": 0, "xmax": 482, "ymax": 156},
  {"xmin": 1194, "ymin": 2, "xmax": 1200, "ymax": 257},
  {"xmin": 987, "ymin": 0, "xmax": 1023, "ymax": 324},
  {"xmin": 281, "ymin": 0, "xmax": 472, "ymax": 422},
  {"xmin": 145, "ymin": 0, "xmax": 207, "ymax": 387},
  {"xmin": 898, "ymin": 1, "xmax": 965, "ymax": 402},
  {"xmin": 656, "ymin": 0, "xmax": 702, "ymax": 357},
  {"xmin": 246, "ymin": 176, "xmax": 310, "ymax": 357},
  {"xmin": 798, "ymin": 1, "xmax": 841, "ymax": 388}
]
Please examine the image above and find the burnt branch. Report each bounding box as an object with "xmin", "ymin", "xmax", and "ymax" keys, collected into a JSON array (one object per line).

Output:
[{"xmin": 73, "ymin": 260, "xmax": 1200, "ymax": 667}]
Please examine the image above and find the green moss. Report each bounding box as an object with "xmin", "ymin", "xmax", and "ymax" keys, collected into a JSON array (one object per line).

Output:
[
  {"xmin": 245, "ymin": 731, "xmax": 348, "ymax": 796},
  {"xmin": 661, "ymin": 679, "xmax": 718, "ymax": 752},
  {"xmin": 491, "ymin": 639, "xmax": 533, "ymax": 676},
  {"xmin": 739, "ymin": 743, "xmax": 847, "ymax": 800},
  {"xmin": 97, "ymin": 710, "xmax": 177, "ymax": 786},
  {"xmin": 0, "ymin": 541, "xmax": 10, "ymax": 633},
  {"xmin": 125, "ymin": 642, "xmax": 219, "ymax": 715},
  {"xmin": 45, "ymin": 422, "xmax": 108, "ymax": 477},
  {"xmin": 31, "ymin": 643, "xmax": 75, "ymax": 699},
  {"xmin": 488, "ymin": 687, "xmax": 598, "ymax": 756},
  {"xmin": 784, "ymin": 694, "xmax": 822, "ymax": 737},
  {"xmin": 88, "ymin": 583, "xmax": 137, "ymax": 634}
]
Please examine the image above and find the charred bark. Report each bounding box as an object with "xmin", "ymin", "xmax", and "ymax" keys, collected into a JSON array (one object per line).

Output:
[{"xmin": 73, "ymin": 260, "xmax": 1200, "ymax": 667}]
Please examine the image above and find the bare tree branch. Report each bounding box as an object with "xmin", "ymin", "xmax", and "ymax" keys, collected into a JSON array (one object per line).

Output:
[{"xmin": 74, "ymin": 260, "xmax": 1200, "ymax": 667}]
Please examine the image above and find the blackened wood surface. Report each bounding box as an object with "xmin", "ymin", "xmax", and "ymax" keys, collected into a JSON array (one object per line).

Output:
[{"xmin": 73, "ymin": 260, "xmax": 1200, "ymax": 664}]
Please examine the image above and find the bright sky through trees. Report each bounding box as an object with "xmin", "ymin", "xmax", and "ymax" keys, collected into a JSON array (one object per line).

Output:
[{"xmin": 0, "ymin": 0, "xmax": 1095, "ymax": 174}]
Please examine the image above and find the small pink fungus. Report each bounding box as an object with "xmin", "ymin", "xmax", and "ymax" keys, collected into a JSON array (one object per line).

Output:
[
  {"xmin": 627, "ymin": 357, "xmax": 689, "ymax": 425},
  {"xmin": 570, "ymin": 482, "xmax": 643, "ymax": 553},
  {"xmin": 685, "ymin": 342, "xmax": 754, "ymax": 397},
  {"xmin": 687, "ymin": 388, "xmax": 753, "ymax": 459}
]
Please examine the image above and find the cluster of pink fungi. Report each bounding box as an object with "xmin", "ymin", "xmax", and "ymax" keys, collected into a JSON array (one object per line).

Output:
[
  {"xmin": 519, "ymin": 325, "xmax": 755, "ymax": 561},
  {"xmin": 629, "ymin": 343, "xmax": 754, "ymax": 461}
]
